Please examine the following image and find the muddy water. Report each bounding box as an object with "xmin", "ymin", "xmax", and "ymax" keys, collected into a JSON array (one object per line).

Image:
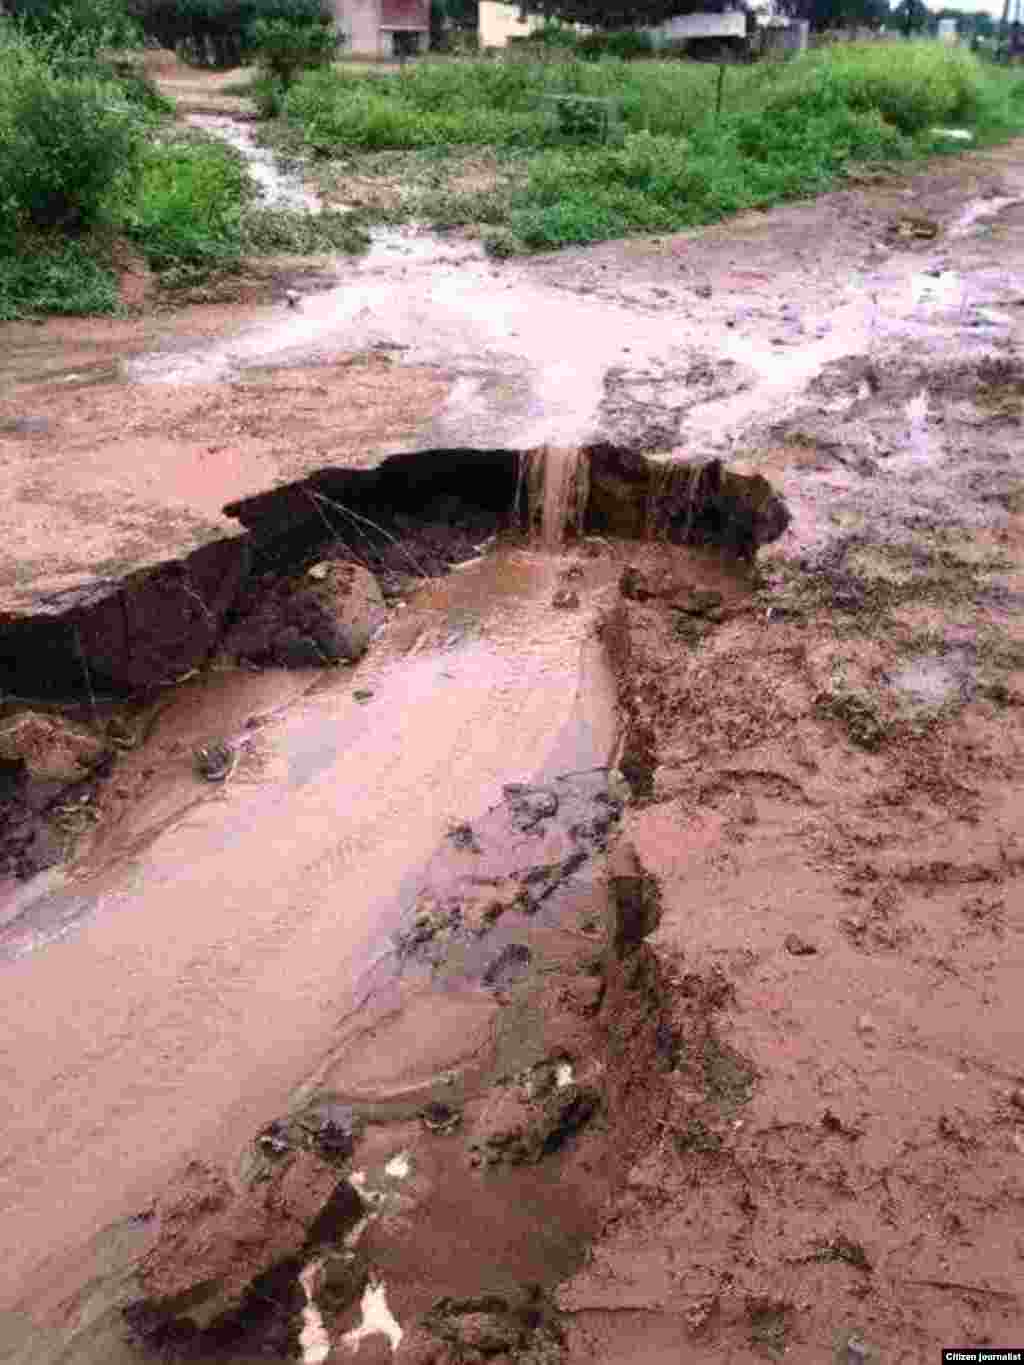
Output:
[{"xmin": 0, "ymin": 549, "xmax": 618, "ymax": 1313}]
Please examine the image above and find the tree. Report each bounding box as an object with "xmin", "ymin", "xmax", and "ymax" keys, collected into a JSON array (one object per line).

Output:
[
  {"xmin": 884, "ymin": 0, "xmax": 932, "ymax": 34},
  {"xmin": 775, "ymin": 0, "xmax": 887, "ymax": 31}
]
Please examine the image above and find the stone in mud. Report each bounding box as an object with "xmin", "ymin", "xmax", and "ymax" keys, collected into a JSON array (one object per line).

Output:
[
  {"xmin": 606, "ymin": 840, "xmax": 661, "ymax": 957},
  {"xmin": 551, "ymin": 588, "xmax": 580, "ymax": 610},
  {"xmin": 0, "ymin": 710, "xmax": 108, "ymax": 784}
]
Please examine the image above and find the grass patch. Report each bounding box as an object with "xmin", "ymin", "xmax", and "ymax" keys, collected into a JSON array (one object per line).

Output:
[
  {"xmin": 275, "ymin": 43, "xmax": 1024, "ymax": 251},
  {"xmin": 0, "ymin": 240, "xmax": 120, "ymax": 321}
]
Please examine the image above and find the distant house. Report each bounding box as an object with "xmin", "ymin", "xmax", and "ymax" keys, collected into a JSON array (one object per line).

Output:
[
  {"xmin": 478, "ymin": 1, "xmax": 552, "ymax": 48},
  {"xmin": 336, "ymin": 0, "xmax": 430, "ymax": 57},
  {"xmin": 478, "ymin": 1, "xmax": 749, "ymax": 51}
]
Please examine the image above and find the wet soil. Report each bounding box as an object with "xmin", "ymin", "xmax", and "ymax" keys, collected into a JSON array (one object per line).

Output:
[{"xmin": 1, "ymin": 75, "xmax": 1024, "ymax": 1365}]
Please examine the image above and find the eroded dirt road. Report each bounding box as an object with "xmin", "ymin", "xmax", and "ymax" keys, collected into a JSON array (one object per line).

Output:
[{"xmin": 1, "ymin": 110, "xmax": 1023, "ymax": 1365}]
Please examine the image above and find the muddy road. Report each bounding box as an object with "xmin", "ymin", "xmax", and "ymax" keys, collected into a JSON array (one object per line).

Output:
[{"xmin": 0, "ymin": 94, "xmax": 1023, "ymax": 1365}]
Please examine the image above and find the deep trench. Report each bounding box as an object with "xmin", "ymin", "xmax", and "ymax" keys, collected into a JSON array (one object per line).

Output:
[{"xmin": 0, "ymin": 443, "xmax": 788, "ymax": 700}]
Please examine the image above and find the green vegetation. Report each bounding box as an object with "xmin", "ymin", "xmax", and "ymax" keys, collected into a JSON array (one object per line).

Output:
[
  {"xmin": 274, "ymin": 42, "xmax": 1024, "ymax": 252},
  {"xmin": 0, "ymin": 5, "xmax": 362, "ymax": 319},
  {"xmin": 125, "ymin": 0, "xmax": 334, "ymax": 70}
]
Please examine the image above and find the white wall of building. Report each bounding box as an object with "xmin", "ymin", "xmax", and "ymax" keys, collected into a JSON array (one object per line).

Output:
[
  {"xmin": 479, "ymin": 2, "xmax": 545, "ymax": 48},
  {"xmin": 648, "ymin": 10, "xmax": 747, "ymax": 43}
]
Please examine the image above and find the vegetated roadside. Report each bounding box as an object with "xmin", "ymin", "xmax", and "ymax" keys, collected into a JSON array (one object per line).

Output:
[
  {"xmin": 0, "ymin": 11, "xmax": 364, "ymax": 322},
  {"xmin": 262, "ymin": 39, "xmax": 1024, "ymax": 253}
]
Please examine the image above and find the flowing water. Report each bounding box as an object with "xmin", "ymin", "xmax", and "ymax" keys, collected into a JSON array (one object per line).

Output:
[{"xmin": 0, "ymin": 549, "xmax": 619, "ymax": 1315}]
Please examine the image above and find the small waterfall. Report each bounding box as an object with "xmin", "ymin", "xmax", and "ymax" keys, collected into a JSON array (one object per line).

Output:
[{"xmin": 523, "ymin": 445, "xmax": 590, "ymax": 550}]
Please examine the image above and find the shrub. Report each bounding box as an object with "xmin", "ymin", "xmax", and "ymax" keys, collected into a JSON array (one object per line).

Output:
[
  {"xmin": 131, "ymin": 0, "xmax": 333, "ymax": 69},
  {"xmin": 577, "ymin": 30, "xmax": 654, "ymax": 61},
  {"xmin": 0, "ymin": 53, "xmax": 141, "ymax": 231},
  {"xmin": 247, "ymin": 15, "xmax": 341, "ymax": 90}
]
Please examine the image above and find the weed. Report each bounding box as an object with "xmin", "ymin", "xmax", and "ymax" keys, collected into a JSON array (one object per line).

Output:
[
  {"xmin": 123, "ymin": 140, "xmax": 250, "ymax": 268},
  {"xmin": 278, "ymin": 43, "xmax": 1024, "ymax": 251},
  {"xmin": 0, "ymin": 240, "xmax": 120, "ymax": 320}
]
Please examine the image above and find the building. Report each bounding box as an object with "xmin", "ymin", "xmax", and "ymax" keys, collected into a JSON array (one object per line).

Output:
[
  {"xmin": 478, "ymin": 1, "xmax": 748, "ymax": 52},
  {"xmin": 478, "ymin": 1, "xmax": 557, "ymax": 48},
  {"xmin": 337, "ymin": 0, "xmax": 431, "ymax": 58}
]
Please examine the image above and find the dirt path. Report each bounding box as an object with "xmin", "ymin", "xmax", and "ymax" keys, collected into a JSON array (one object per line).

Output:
[{"xmin": 1, "ymin": 102, "xmax": 1023, "ymax": 1362}]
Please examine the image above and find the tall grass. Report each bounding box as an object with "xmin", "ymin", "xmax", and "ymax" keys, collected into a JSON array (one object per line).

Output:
[{"xmin": 281, "ymin": 41, "xmax": 1024, "ymax": 250}]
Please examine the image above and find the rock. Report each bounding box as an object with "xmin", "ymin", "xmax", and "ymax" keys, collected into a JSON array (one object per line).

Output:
[
  {"xmin": 1009, "ymin": 1087, "xmax": 1024, "ymax": 1112},
  {"xmin": 0, "ymin": 711, "xmax": 107, "ymax": 784},
  {"xmin": 606, "ymin": 840, "xmax": 661, "ymax": 957},
  {"xmin": 551, "ymin": 588, "xmax": 579, "ymax": 610},
  {"xmin": 784, "ymin": 932, "xmax": 818, "ymax": 957}
]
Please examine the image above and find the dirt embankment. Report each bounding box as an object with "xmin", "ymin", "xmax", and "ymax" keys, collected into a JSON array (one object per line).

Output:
[{"xmin": 562, "ymin": 356, "xmax": 1024, "ymax": 1364}]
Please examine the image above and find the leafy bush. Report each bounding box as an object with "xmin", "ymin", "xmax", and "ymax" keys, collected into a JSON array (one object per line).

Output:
[
  {"xmin": 130, "ymin": 0, "xmax": 333, "ymax": 69},
  {"xmin": 750, "ymin": 41, "xmax": 1006, "ymax": 135},
  {"xmin": 0, "ymin": 46, "xmax": 141, "ymax": 231},
  {"xmin": 577, "ymin": 29, "xmax": 655, "ymax": 61},
  {"xmin": 247, "ymin": 15, "xmax": 341, "ymax": 90},
  {"xmin": 11, "ymin": 0, "xmax": 141, "ymax": 54}
]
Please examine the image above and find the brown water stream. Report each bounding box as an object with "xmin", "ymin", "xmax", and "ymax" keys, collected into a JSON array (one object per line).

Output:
[{"xmin": 0, "ymin": 546, "xmax": 619, "ymax": 1324}]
